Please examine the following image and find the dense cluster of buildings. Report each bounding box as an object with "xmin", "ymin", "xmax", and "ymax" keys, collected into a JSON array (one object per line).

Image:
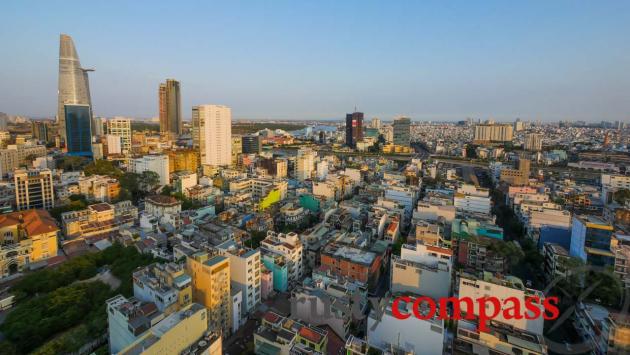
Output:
[{"xmin": 0, "ymin": 33, "xmax": 629, "ymax": 355}]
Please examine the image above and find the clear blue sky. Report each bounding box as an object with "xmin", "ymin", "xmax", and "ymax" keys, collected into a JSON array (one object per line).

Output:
[{"xmin": 1, "ymin": 0, "xmax": 629, "ymax": 122}]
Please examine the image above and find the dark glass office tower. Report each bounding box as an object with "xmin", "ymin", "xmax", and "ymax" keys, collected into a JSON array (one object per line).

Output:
[
  {"xmin": 345, "ymin": 112, "xmax": 364, "ymax": 148},
  {"xmin": 242, "ymin": 134, "xmax": 262, "ymax": 154},
  {"xmin": 64, "ymin": 104, "xmax": 93, "ymax": 157}
]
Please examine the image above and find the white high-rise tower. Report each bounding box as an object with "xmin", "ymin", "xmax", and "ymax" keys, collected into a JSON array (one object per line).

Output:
[{"xmin": 192, "ymin": 105, "xmax": 232, "ymax": 167}]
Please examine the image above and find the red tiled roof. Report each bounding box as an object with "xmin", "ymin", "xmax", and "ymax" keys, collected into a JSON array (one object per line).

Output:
[
  {"xmin": 0, "ymin": 210, "xmax": 59, "ymax": 237},
  {"xmin": 426, "ymin": 245, "xmax": 453, "ymax": 256},
  {"xmin": 263, "ymin": 311, "xmax": 281, "ymax": 324},
  {"xmin": 140, "ymin": 302, "xmax": 158, "ymax": 316},
  {"xmin": 298, "ymin": 326, "xmax": 324, "ymax": 344},
  {"xmin": 89, "ymin": 203, "xmax": 113, "ymax": 212},
  {"xmin": 146, "ymin": 195, "xmax": 180, "ymax": 206}
]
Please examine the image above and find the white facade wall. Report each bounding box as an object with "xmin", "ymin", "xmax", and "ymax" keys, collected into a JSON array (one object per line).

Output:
[
  {"xmin": 391, "ymin": 256, "xmax": 451, "ymax": 299},
  {"xmin": 413, "ymin": 202, "xmax": 456, "ymax": 223},
  {"xmin": 130, "ymin": 155, "xmax": 170, "ymax": 185},
  {"xmin": 194, "ymin": 105, "xmax": 232, "ymax": 167},
  {"xmin": 458, "ymin": 277, "xmax": 545, "ymax": 335},
  {"xmin": 454, "ymin": 194, "xmax": 492, "ymax": 215},
  {"xmin": 367, "ymin": 303, "xmax": 445, "ymax": 355}
]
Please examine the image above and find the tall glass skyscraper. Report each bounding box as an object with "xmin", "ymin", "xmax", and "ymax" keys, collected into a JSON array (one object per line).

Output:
[
  {"xmin": 64, "ymin": 104, "xmax": 93, "ymax": 157},
  {"xmin": 57, "ymin": 34, "xmax": 93, "ymax": 142}
]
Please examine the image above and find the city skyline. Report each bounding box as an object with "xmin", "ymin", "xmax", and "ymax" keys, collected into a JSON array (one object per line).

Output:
[{"xmin": 1, "ymin": 1, "xmax": 630, "ymax": 122}]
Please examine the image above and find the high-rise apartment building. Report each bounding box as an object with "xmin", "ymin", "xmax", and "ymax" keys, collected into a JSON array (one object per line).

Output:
[
  {"xmin": 92, "ymin": 116, "xmax": 104, "ymax": 137},
  {"xmin": 31, "ymin": 121, "xmax": 52, "ymax": 143},
  {"xmin": 473, "ymin": 123, "xmax": 514, "ymax": 144},
  {"xmin": 106, "ymin": 117, "xmax": 132, "ymax": 154},
  {"xmin": 345, "ymin": 111, "xmax": 364, "ymax": 148},
  {"xmin": 514, "ymin": 118, "xmax": 525, "ymax": 132},
  {"xmin": 192, "ymin": 105, "xmax": 232, "ymax": 167},
  {"xmin": 0, "ymin": 113, "xmax": 7, "ymax": 131},
  {"xmin": 186, "ymin": 252, "xmax": 232, "ymax": 337},
  {"xmin": 371, "ymin": 117, "xmax": 381, "ymax": 129},
  {"xmin": 295, "ymin": 148, "xmax": 315, "ymax": 181},
  {"xmin": 57, "ymin": 34, "xmax": 93, "ymax": 142},
  {"xmin": 64, "ymin": 104, "xmax": 93, "ymax": 157},
  {"xmin": 14, "ymin": 168, "xmax": 55, "ymax": 210},
  {"xmin": 158, "ymin": 79, "xmax": 182, "ymax": 135},
  {"xmin": 393, "ymin": 116, "xmax": 411, "ymax": 146},
  {"xmin": 242, "ymin": 134, "xmax": 261, "ymax": 154},
  {"xmin": 524, "ymin": 133, "xmax": 543, "ymax": 151}
]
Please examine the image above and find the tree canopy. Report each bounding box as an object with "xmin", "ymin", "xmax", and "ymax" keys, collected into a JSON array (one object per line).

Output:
[{"xmin": 83, "ymin": 160, "xmax": 123, "ymax": 178}]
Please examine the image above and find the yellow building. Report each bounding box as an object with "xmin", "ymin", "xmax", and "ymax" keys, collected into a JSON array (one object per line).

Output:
[
  {"xmin": 0, "ymin": 210, "xmax": 59, "ymax": 277},
  {"xmin": 60, "ymin": 201, "xmax": 137, "ymax": 244},
  {"xmin": 500, "ymin": 159, "xmax": 531, "ymax": 186},
  {"xmin": 259, "ymin": 188, "xmax": 281, "ymax": 211},
  {"xmin": 186, "ymin": 252, "xmax": 232, "ymax": 337},
  {"xmin": 231, "ymin": 135, "xmax": 242, "ymax": 167},
  {"xmin": 166, "ymin": 149, "xmax": 200, "ymax": 173},
  {"xmin": 382, "ymin": 144, "xmax": 412, "ymax": 154},
  {"xmin": 119, "ymin": 303, "xmax": 222, "ymax": 355}
]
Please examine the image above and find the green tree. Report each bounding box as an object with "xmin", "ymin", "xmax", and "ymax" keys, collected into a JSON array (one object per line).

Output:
[
  {"xmin": 465, "ymin": 145, "xmax": 478, "ymax": 159},
  {"xmin": 49, "ymin": 198, "xmax": 88, "ymax": 222},
  {"xmin": 116, "ymin": 188, "xmax": 133, "ymax": 202},
  {"xmin": 161, "ymin": 185, "xmax": 174, "ymax": 196},
  {"xmin": 139, "ymin": 171, "xmax": 160, "ymax": 191},
  {"xmin": 56, "ymin": 156, "xmax": 86, "ymax": 171},
  {"xmin": 1, "ymin": 282, "xmax": 111, "ymax": 353},
  {"xmin": 488, "ymin": 240, "xmax": 524, "ymax": 267},
  {"xmin": 84, "ymin": 160, "xmax": 123, "ymax": 178}
]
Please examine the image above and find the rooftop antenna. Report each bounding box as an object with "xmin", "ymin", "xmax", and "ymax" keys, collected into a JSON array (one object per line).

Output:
[{"xmin": 354, "ymin": 105, "xmax": 357, "ymax": 112}]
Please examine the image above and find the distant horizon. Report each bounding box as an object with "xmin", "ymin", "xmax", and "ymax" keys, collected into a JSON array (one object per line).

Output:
[
  {"xmin": 18, "ymin": 114, "xmax": 623, "ymax": 125},
  {"xmin": 1, "ymin": 1, "xmax": 629, "ymax": 122}
]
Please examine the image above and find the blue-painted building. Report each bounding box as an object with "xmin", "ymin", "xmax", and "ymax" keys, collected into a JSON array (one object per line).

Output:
[
  {"xmin": 538, "ymin": 226, "xmax": 572, "ymax": 251},
  {"xmin": 569, "ymin": 215, "xmax": 615, "ymax": 266},
  {"xmin": 262, "ymin": 253, "xmax": 288, "ymax": 292},
  {"xmin": 64, "ymin": 104, "xmax": 93, "ymax": 157}
]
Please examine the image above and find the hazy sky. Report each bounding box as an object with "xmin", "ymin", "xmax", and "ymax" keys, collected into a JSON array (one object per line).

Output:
[{"xmin": 1, "ymin": 1, "xmax": 630, "ymax": 122}]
